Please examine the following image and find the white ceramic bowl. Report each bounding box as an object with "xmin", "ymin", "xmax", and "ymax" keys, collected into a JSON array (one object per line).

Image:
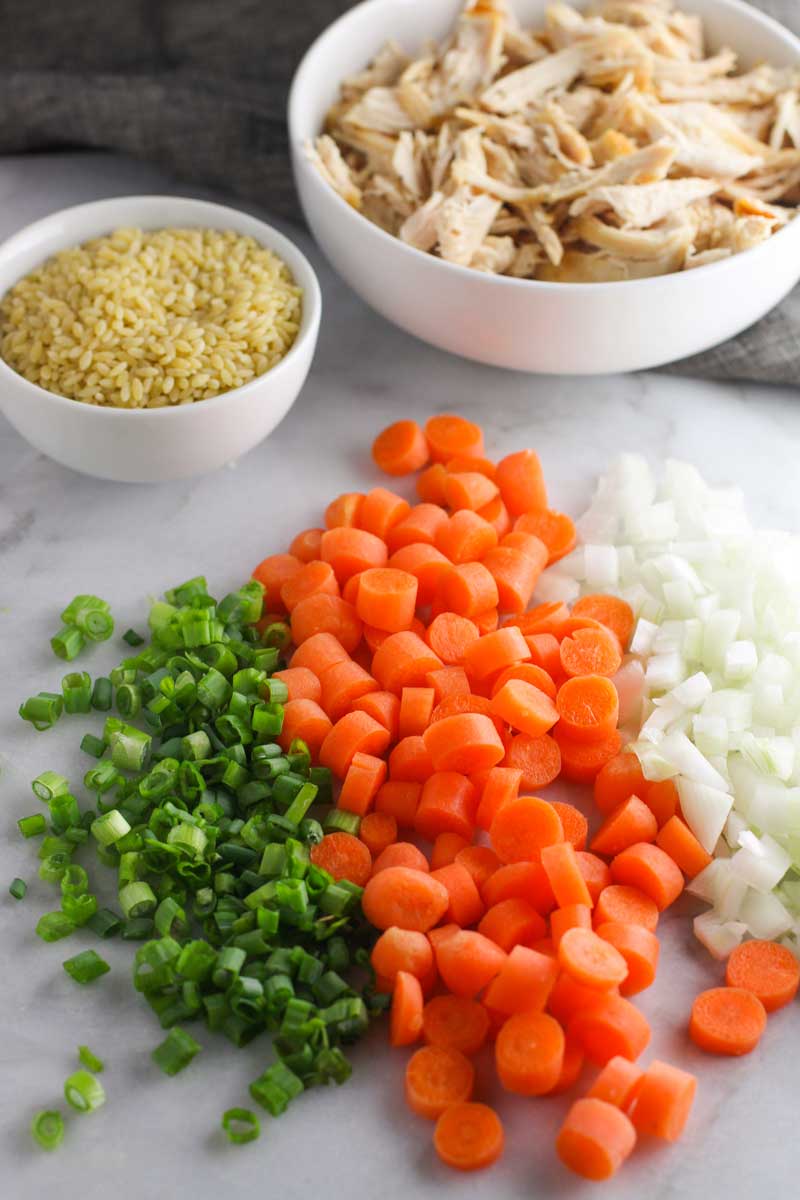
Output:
[
  {"xmin": 0, "ymin": 196, "xmax": 321, "ymax": 481},
  {"xmin": 290, "ymin": 0, "xmax": 800, "ymax": 374}
]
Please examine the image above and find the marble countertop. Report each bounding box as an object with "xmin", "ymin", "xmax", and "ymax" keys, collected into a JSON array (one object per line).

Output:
[{"xmin": 1, "ymin": 152, "xmax": 799, "ymax": 1200}]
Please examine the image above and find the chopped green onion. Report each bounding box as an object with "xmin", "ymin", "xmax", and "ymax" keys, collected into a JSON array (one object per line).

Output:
[
  {"xmin": 87, "ymin": 907, "xmax": 122, "ymax": 938},
  {"xmin": 221, "ymin": 1107, "xmax": 260, "ymax": 1145},
  {"xmin": 61, "ymin": 593, "xmax": 111, "ymax": 625},
  {"xmin": 91, "ymin": 676, "xmax": 113, "ymax": 711},
  {"xmin": 32, "ymin": 771, "xmax": 70, "ymax": 802},
  {"xmin": 30, "ymin": 1109, "xmax": 64, "ymax": 1150},
  {"xmin": 20, "ymin": 692, "xmax": 63, "ymax": 731},
  {"xmin": 78, "ymin": 1046, "xmax": 104, "ymax": 1073},
  {"xmin": 249, "ymin": 1061, "xmax": 304, "ymax": 1116},
  {"xmin": 61, "ymin": 864, "xmax": 89, "ymax": 895},
  {"xmin": 51, "ymin": 626, "xmax": 85, "ymax": 661},
  {"xmin": 91, "ymin": 809, "xmax": 131, "ymax": 846},
  {"xmin": 39, "ymin": 852, "xmax": 73, "ymax": 883},
  {"xmin": 64, "ymin": 1070, "xmax": 105, "ymax": 1113},
  {"xmin": 84, "ymin": 760, "xmax": 119, "ymax": 794},
  {"xmin": 108, "ymin": 723, "xmax": 151, "ymax": 772},
  {"xmin": 119, "ymin": 881, "xmax": 157, "ymax": 919},
  {"xmin": 18, "ymin": 813, "xmax": 47, "ymax": 838},
  {"xmin": 61, "ymin": 671, "xmax": 92, "ymax": 714},
  {"xmin": 36, "ymin": 912, "xmax": 75, "ymax": 942},
  {"xmin": 48, "ymin": 792, "xmax": 80, "ymax": 833},
  {"xmin": 61, "ymin": 892, "xmax": 98, "ymax": 926},
  {"xmin": 9, "ymin": 877, "xmax": 26, "ymax": 900},
  {"xmin": 151, "ymin": 1026, "xmax": 201, "ymax": 1076},
  {"xmin": 121, "ymin": 917, "xmax": 154, "ymax": 940},
  {"xmin": 80, "ymin": 733, "xmax": 107, "ymax": 759},
  {"xmin": 122, "ymin": 628, "xmax": 145, "ymax": 647},
  {"xmin": 63, "ymin": 949, "xmax": 110, "ymax": 984},
  {"xmin": 116, "ymin": 682, "xmax": 142, "ymax": 718},
  {"xmin": 323, "ymin": 808, "xmax": 361, "ymax": 836}
]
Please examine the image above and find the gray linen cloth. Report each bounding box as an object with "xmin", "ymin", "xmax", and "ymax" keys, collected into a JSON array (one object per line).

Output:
[{"xmin": 0, "ymin": 0, "xmax": 796, "ymax": 385}]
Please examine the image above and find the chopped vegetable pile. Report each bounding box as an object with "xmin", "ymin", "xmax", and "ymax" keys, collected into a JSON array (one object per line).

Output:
[{"xmin": 13, "ymin": 415, "xmax": 799, "ymax": 1181}]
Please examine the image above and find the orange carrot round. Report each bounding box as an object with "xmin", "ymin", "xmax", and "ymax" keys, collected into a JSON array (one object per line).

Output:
[
  {"xmin": 631, "ymin": 1059, "xmax": 697, "ymax": 1142},
  {"xmin": 594, "ymin": 752, "xmax": 649, "ymax": 815},
  {"xmin": 441, "ymin": 562, "xmax": 499, "ymax": 618},
  {"xmin": 475, "ymin": 765, "xmax": 523, "ymax": 832},
  {"xmin": 551, "ymin": 904, "xmax": 593, "ymax": 950},
  {"xmin": 478, "ymin": 496, "xmax": 512, "ymax": 539},
  {"xmin": 560, "ymin": 626, "xmax": 622, "ymax": 679},
  {"xmin": 278, "ymin": 698, "xmax": 332, "ymax": 758},
  {"xmin": 525, "ymin": 632, "xmax": 563, "ymax": 682},
  {"xmin": 572, "ymin": 594, "xmax": 635, "ymax": 651},
  {"xmin": 371, "ymin": 926, "xmax": 434, "ymax": 986},
  {"xmin": 642, "ymin": 779, "xmax": 679, "ymax": 827},
  {"xmin": 362, "ymin": 866, "xmax": 449, "ymax": 932},
  {"xmin": 252, "ymin": 553, "xmax": 302, "ymax": 611},
  {"xmin": 359, "ymin": 487, "xmax": 410, "ymax": 541},
  {"xmin": 319, "ymin": 710, "xmax": 390, "ymax": 779},
  {"xmin": 388, "ymin": 735, "xmax": 434, "ymax": 783},
  {"xmin": 689, "ymin": 987, "xmax": 767, "ymax": 1056},
  {"xmin": 372, "ymin": 419, "xmax": 429, "ymax": 476},
  {"xmin": 595, "ymin": 922, "xmax": 659, "ymax": 996},
  {"xmin": 495, "ymin": 450, "xmax": 547, "ymax": 516},
  {"xmin": 725, "ymin": 939, "xmax": 800, "ymax": 1012},
  {"xmin": 556, "ymin": 675, "xmax": 620, "ymax": 743},
  {"xmin": 423, "ymin": 713, "xmax": 505, "ymax": 775},
  {"xmin": 504, "ymin": 733, "xmax": 561, "ymax": 789},
  {"xmin": 548, "ymin": 1033, "xmax": 585, "ymax": 1095},
  {"xmin": 547, "ymin": 973, "xmax": 612, "ymax": 1027},
  {"xmin": 272, "ymin": 667, "xmax": 322, "ymax": 704},
  {"xmin": 553, "ymin": 727, "xmax": 622, "ymax": 784},
  {"xmin": 325, "ymin": 492, "xmax": 364, "ymax": 529},
  {"xmin": 463, "ymin": 626, "xmax": 529, "ymax": 682},
  {"xmin": 423, "ymin": 995, "xmax": 490, "ymax": 1056},
  {"xmin": 482, "ymin": 861, "xmax": 556, "ymax": 916},
  {"xmin": 550, "ymin": 802, "xmax": 588, "ymax": 852},
  {"xmin": 490, "ymin": 680, "xmax": 558, "ymax": 738},
  {"xmin": 320, "ymin": 526, "xmax": 387, "ymax": 584},
  {"xmin": 280, "ymin": 560, "xmax": 339, "ymax": 612},
  {"xmin": 478, "ymin": 898, "xmax": 546, "ymax": 953},
  {"xmin": 415, "ymin": 772, "xmax": 478, "ymax": 842},
  {"xmin": 434, "ymin": 929, "xmax": 507, "ymax": 997},
  {"xmin": 338, "ymin": 751, "xmax": 387, "ymax": 816},
  {"xmin": 591, "ymin": 796, "xmax": 658, "ymax": 858},
  {"xmin": 319, "ymin": 658, "xmax": 378, "ymax": 722},
  {"xmin": 446, "ymin": 454, "xmax": 496, "ymax": 479},
  {"xmin": 484, "ymin": 944, "xmax": 560, "ymax": 1016},
  {"xmin": 610, "ymin": 843, "xmax": 684, "ymax": 911},
  {"xmin": 355, "ymin": 567, "xmax": 418, "ymax": 633},
  {"xmin": 430, "ymin": 832, "xmax": 471, "ymax": 872},
  {"xmin": 417, "ymin": 462, "xmax": 449, "ymax": 505},
  {"xmin": 433, "ymin": 1102, "xmax": 504, "ymax": 1172},
  {"xmin": 427, "ymin": 665, "xmax": 471, "ymax": 703},
  {"xmin": 426, "ymin": 613, "xmax": 480, "ymax": 665},
  {"xmin": 289, "ymin": 528, "xmax": 324, "ymax": 564},
  {"xmin": 483, "ymin": 545, "xmax": 545, "ymax": 614},
  {"xmin": 558, "ymin": 928, "xmax": 628, "ymax": 992},
  {"xmin": 491, "ymin": 662, "xmax": 556, "ymax": 700},
  {"xmin": 371, "ymin": 841, "xmax": 429, "ymax": 876},
  {"xmin": 510, "ymin": 601, "xmax": 570, "ymax": 638},
  {"xmin": 455, "ymin": 845, "xmax": 501, "ymax": 890},
  {"xmin": 372, "ymin": 630, "xmax": 443, "ymax": 693},
  {"xmin": 576, "ymin": 851, "xmax": 612, "ymax": 904},
  {"xmin": 425, "ymin": 414, "xmax": 485, "ymax": 464},
  {"xmin": 541, "ymin": 841, "xmax": 593, "ymax": 909},
  {"xmin": 387, "ymin": 503, "xmax": 449, "ymax": 553},
  {"xmin": 359, "ymin": 810, "xmax": 399, "ymax": 858},
  {"xmin": 655, "ymin": 816, "xmax": 713, "ymax": 878},
  {"xmin": 587, "ymin": 1055, "xmax": 644, "ymax": 1111},
  {"xmin": 353, "ymin": 690, "xmax": 400, "ymax": 740},
  {"xmin": 290, "ymin": 631, "xmax": 349, "ymax": 675},
  {"xmin": 310, "ymin": 832, "xmax": 372, "ymax": 887},
  {"xmin": 490, "ymin": 796, "xmax": 564, "ymax": 865},
  {"xmin": 495, "ymin": 1010, "xmax": 564, "ymax": 1095},
  {"xmin": 594, "ymin": 884, "xmax": 659, "ymax": 932},
  {"xmin": 436, "ymin": 510, "xmax": 498, "ymax": 564},
  {"xmin": 390, "ymin": 970, "xmax": 424, "ymax": 1047},
  {"xmin": 445, "ymin": 471, "xmax": 499, "ymax": 513},
  {"xmin": 291, "ymin": 594, "xmax": 363, "ymax": 654},
  {"xmin": 388, "ymin": 543, "xmax": 451, "ymax": 605},
  {"xmin": 569, "ymin": 993, "xmax": 651, "ymax": 1065},
  {"xmin": 374, "ymin": 781, "xmax": 421, "ymax": 829},
  {"xmin": 556, "ymin": 1098, "xmax": 636, "ymax": 1180},
  {"xmin": 514, "ymin": 509, "xmax": 576, "ymax": 564},
  {"xmin": 431, "ymin": 861, "xmax": 485, "ymax": 926}
]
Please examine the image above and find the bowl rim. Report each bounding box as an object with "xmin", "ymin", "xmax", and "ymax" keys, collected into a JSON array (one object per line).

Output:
[
  {"xmin": 288, "ymin": 0, "xmax": 800, "ymax": 294},
  {"xmin": 0, "ymin": 194, "xmax": 322, "ymax": 419}
]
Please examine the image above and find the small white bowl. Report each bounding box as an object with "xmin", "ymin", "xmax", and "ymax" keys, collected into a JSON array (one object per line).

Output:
[
  {"xmin": 289, "ymin": 0, "xmax": 800, "ymax": 375},
  {"xmin": 0, "ymin": 196, "xmax": 321, "ymax": 482}
]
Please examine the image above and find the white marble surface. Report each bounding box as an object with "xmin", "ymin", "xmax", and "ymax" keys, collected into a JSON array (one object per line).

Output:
[{"xmin": 1, "ymin": 152, "xmax": 799, "ymax": 1200}]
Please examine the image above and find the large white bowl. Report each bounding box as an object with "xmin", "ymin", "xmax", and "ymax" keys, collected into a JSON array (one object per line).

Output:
[
  {"xmin": 290, "ymin": 0, "xmax": 800, "ymax": 374},
  {"xmin": 0, "ymin": 196, "xmax": 321, "ymax": 481}
]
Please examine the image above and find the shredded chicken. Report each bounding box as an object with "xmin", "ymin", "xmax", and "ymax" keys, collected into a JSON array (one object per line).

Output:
[{"xmin": 310, "ymin": 0, "xmax": 798, "ymax": 280}]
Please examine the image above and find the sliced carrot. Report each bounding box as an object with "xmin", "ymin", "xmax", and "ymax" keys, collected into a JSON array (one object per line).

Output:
[
  {"xmin": 595, "ymin": 922, "xmax": 659, "ymax": 996},
  {"xmin": 397, "ymin": 687, "xmax": 436, "ymax": 739},
  {"xmin": 325, "ymin": 492, "xmax": 364, "ymax": 530},
  {"xmin": 548, "ymin": 973, "xmax": 613, "ymax": 1026},
  {"xmin": 500, "ymin": 530, "xmax": 549, "ymax": 562},
  {"xmin": 358, "ymin": 487, "xmax": 410, "ymax": 542},
  {"xmin": 320, "ymin": 658, "xmax": 378, "ymax": 722},
  {"xmin": 725, "ymin": 940, "xmax": 800, "ymax": 1012},
  {"xmin": 463, "ymin": 626, "xmax": 530, "ymax": 683},
  {"xmin": 372, "ymin": 630, "xmax": 443, "ymax": 693},
  {"xmin": 569, "ymin": 993, "xmax": 651, "ymax": 1065},
  {"xmin": 425, "ymin": 414, "xmax": 485, "ymax": 464},
  {"xmin": 278, "ymin": 698, "xmax": 332, "ymax": 758},
  {"xmin": 525, "ymin": 633, "xmax": 563, "ymax": 681},
  {"xmin": 362, "ymin": 865, "xmax": 449, "ymax": 932},
  {"xmin": 551, "ymin": 904, "xmax": 593, "ymax": 950},
  {"xmin": 482, "ymin": 861, "xmax": 556, "ymax": 916},
  {"xmin": 591, "ymin": 796, "xmax": 658, "ymax": 858},
  {"xmin": 558, "ymin": 928, "xmax": 628, "ymax": 992},
  {"xmin": 355, "ymin": 568, "xmax": 418, "ymax": 633},
  {"xmin": 423, "ymin": 995, "xmax": 490, "ymax": 1056},
  {"xmin": 415, "ymin": 772, "xmax": 478, "ymax": 842},
  {"xmin": 495, "ymin": 1010, "xmax": 564, "ymax": 1095},
  {"xmin": 490, "ymin": 796, "xmax": 564, "ymax": 865},
  {"xmin": 280, "ymin": 560, "xmax": 339, "ymax": 613},
  {"xmin": 272, "ymin": 667, "xmax": 322, "ymax": 704},
  {"xmin": 483, "ymin": 545, "xmax": 545, "ymax": 614},
  {"xmin": 290, "ymin": 594, "xmax": 363, "ymax": 654},
  {"xmin": 509, "ymin": 601, "xmax": 570, "ymax": 638},
  {"xmin": 631, "ymin": 1059, "xmax": 697, "ymax": 1142},
  {"xmin": 289, "ymin": 528, "xmax": 324, "ymax": 564},
  {"xmin": 550, "ymin": 802, "xmax": 588, "ymax": 852},
  {"xmin": 371, "ymin": 926, "xmax": 434, "ymax": 987},
  {"xmin": 290, "ymin": 631, "xmax": 349, "ymax": 676},
  {"xmin": 572, "ymin": 594, "xmax": 635, "ymax": 651},
  {"xmin": 417, "ymin": 462, "xmax": 449, "ymax": 505},
  {"xmin": 554, "ymin": 727, "xmax": 622, "ymax": 784},
  {"xmin": 474, "ymin": 608, "xmax": 499, "ymax": 636},
  {"xmin": 587, "ymin": 1056, "xmax": 644, "ymax": 1111},
  {"xmin": 426, "ymin": 665, "xmax": 471, "ymax": 703},
  {"xmin": 490, "ymin": 679, "xmax": 558, "ymax": 738},
  {"xmin": 556, "ymin": 1098, "xmax": 636, "ymax": 1181},
  {"xmin": 689, "ymin": 987, "xmax": 766, "ymax": 1056},
  {"xmin": 426, "ymin": 612, "xmax": 480, "ymax": 664},
  {"xmin": 338, "ymin": 751, "xmax": 387, "ymax": 816},
  {"xmin": 484, "ymin": 944, "xmax": 559, "ymax": 1015},
  {"xmin": 594, "ymin": 752, "xmax": 649, "ymax": 815},
  {"xmin": 389, "ymin": 735, "xmax": 434, "ymax": 783},
  {"xmin": 479, "ymin": 898, "xmax": 546, "ymax": 953},
  {"xmin": 556, "ymin": 675, "xmax": 619, "ymax": 743},
  {"xmin": 430, "ymin": 832, "xmax": 472, "ymax": 872},
  {"xmin": 388, "ymin": 543, "xmax": 451, "ymax": 606},
  {"xmin": 374, "ymin": 781, "xmax": 421, "ymax": 829},
  {"xmin": 514, "ymin": 509, "xmax": 576, "ymax": 564},
  {"xmin": 371, "ymin": 841, "xmax": 429, "ymax": 876},
  {"xmin": 475, "ymin": 765, "xmax": 523, "ymax": 832},
  {"xmin": 359, "ymin": 811, "xmax": 398, "ymax": 857},
  {"xmin": 656, "ymin": 815, "xmax": 713, "ymax": 878},
  {"xmin": 576, "ymin": 851, "xmax": 612, "ymax": 904},
  {"xmin": 423, "ymin": 713, "xmax": 505, "ymax": 774},
  {"xmin": 252, "ymin": 553, "xmax": 302, "ymax": 611},
  {"xmin": 434, "ymin": 1102, "xmax": 504, "ymax": 1172},
  {"xmin": 594, "ymin": 885, "xmax": 659, "ymax": 932},
  {"xmin": 310, "ymin": 832, "xmax": 372, "ymax": 887},
  {"xmin": 445, "ymin": 471, "xmax": 499, "ymax": 513},
  {"xmin": 495, "ymin": 450, "xmax": 547, "ymax": 516},
  {"xmin": 390, "ymin": 971, "xmax": 424, "ymax": 1048},
  {"xmin": 491, "ymin": 663, "xmax": 556, "ymax": 701},
  {"xmin": 456, "ymin": 845, "xmax": 501, "ymax": 890},
  {"xmin": 431, "ymin": 862, "xmax": 485, "ymax": 926},
  {"xmin": 560, "ymin": 626, "xmax": 622, "ymax": 679},
  {"xmin": 427, "ymin": 923, "xmax": 459, "ymax": 951},
  {"xmin": 386, "ymin": 503, "xmax": 448, "ymax": 553},
  {"xmin": 318, "ymin": 710, "xmax": 390, "ymax": 779},
  {"xmin": 372, "ymin": 419, "xmax": 430, "ymax": 476},
  {"xmin": 320, "ymin": 526, "xmax": 387, "ymax": 585},
  {"xmin": 446, "ymin": 454, "xmax": 496, "ymax": 479},
  {"xmin": 478, "ymin": 495, "xmax": 512, "ymax": 539},
  {"xmin": 610, "ymin": 843, "xmax": 684, "ymax": 911},
  {"xmin": 541, "ymin": 841, "xmax": 593, "ymax": 909},
  {"xmin": 643, "ymin": 779, "xmax": 679, "ymax": 827},
  {"xmin": 351, "ymin": 690, "xmax": 399, "ymax": 741},
  {"xmin": 548, "ymin": 1033, "xmax": 586, "ymax": 1095},
  {"xmin": 436, "ymin": 510, "xmax": 498, "ymax": 564},
  {"xmin": 504, "ymin": 732, "xmax": 561, "ymax": 789},
  {"xmin": 441, "ymin": 562, "xmax": 499, "ymax": 618},
  {"xmin": 434, "ymin": 929, "xmax": 507, "ymax": 997}
]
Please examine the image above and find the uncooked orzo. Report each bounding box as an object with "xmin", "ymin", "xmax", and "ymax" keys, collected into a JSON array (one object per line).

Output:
[{"xmin": 0, "ymin": 227, "xmax": 303, "ymax": 408}]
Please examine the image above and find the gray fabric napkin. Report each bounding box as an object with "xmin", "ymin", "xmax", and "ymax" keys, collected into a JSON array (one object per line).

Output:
[{"xmin": 0, "ymin": 0, "xmax": 796, "ymax": 386}]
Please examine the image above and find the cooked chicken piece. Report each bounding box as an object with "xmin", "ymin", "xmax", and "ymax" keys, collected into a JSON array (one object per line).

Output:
[
  {"xmin": 454, "ymin": 106, "xmax": 536, "ymax": 150},
  {"xmin": 332, "ymin": 125, "xmax": 398, "ymax": 174},
  {"xmin": 658, "ymin": 64, "xmax": 798, "ymax": 105},
  {"xmin": 558, "ymin": 85, "xmax": 605, "ymax": 132},
  {"xmin": 397, "ymin": 59, "xmax": 438, "ymax": 129},
  {"xmin": 652, "ymin": 46, "xmax": 737, "ymax": 86},
  {"xmin": 516, "ymin": 204, "xmax": 565, "ymax": 264},
  {"xmin": 638, "ymin": 99, "xmax": 765, "ymax": 177},
  {"xmin": 508, "ymin": 241, "xmax": 543, "ymax": 276},
  {"xmin": 472, "ymin": 235, "xmax": 517, "ymax": 272},
  {"xmin": 341, "ymin": 42, "xmax": 411, "ymax": 99},
  {"xmin": 438, "ymin": 4, "xmax": 507, "ymax": 107},
  {"xmin": 539, "ymin": 246, "xmax": 685, "ymax": 280},
  {"xmin": 571, "ymin": 176, "xmax": 717, "ymax": 225},
  {"xmin": 484, "ymin": 137, "xmax": 523, "ymax": 182},
  {"xmin": 436, "ymin": 188, "xmax": 503, "ymax": 264},
  {"xmin": 454, "ymin": 126, "xmax": 489, "ymax": 175},
  {"xmin": 729, "ymin": 214, "xmax": 775, "ymax": 253},
  {"xmin": 540, "ymin": 103, "xmax": 594, "ymax": 165},
  {"xmin": 684, "ymin": 247, "xmax": 732, "ymax": 269},
  {"xmin": 429, "ymin": 122, "xmax": 457, "ymax": 191},
  {"xmin": 503, "ymin": 28, "xmax": 549, "ymax": 65},
  {"xmin": 481, "ymin": 45, "xmax": 585, "ymax": 114},
  {"xmin": 575, "ymin": 209, "xmax": 698, "ymax": 259},
  {"xmin": 342, "ymin": 87, "xmax": 419, "ymax": 133},
  {"xmin": 366, "ymin": 175, "xmax": 416, "ymax": 222},
  {"xmin": 307, "ymin": 137, "xmax": 363, "ymax": 209},
  {"xmin": 730, "ymin": 190, "xmax": 791, "ymax": 224},
  {"xmin": 392, "ymin": 131, "xmax": 429, "ymax": 198},
  {"xmin": 592, "ymin": 128, "xmax": 637, "ymax": 163},
  {"xmin": 771, "ymin": 91, "xmax": 800, "ymax": 151},
  {"xmin": 400, "ymin": 192, "xmax": 446, "ymax": 251},
  {"xmin": 545, "ymin": 3, "xmax": 611, "ymax": 50}
]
